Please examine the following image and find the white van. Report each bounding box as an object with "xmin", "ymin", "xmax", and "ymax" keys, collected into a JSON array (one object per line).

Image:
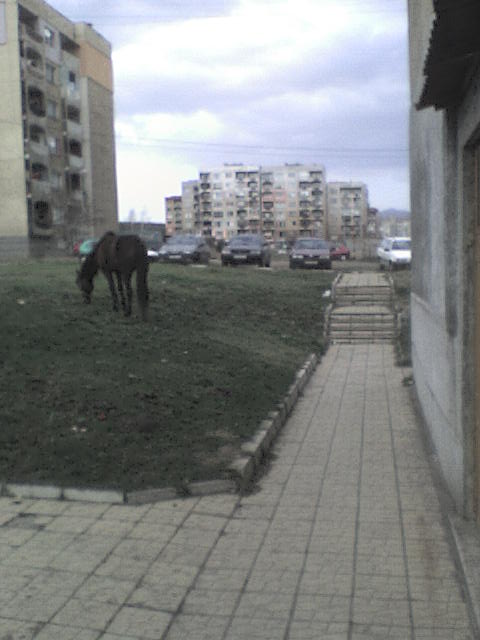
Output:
[{"xmin": 377, "ymin": 237, "xmax": 411, "ymax": 270}]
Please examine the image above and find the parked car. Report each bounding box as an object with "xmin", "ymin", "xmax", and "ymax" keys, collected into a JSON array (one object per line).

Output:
[
  {"xmin": 377, "ymin": 237, "xmax": 411, "ymax": 270},
  {"xmin": 147, "ymin": 248, "xmax": 159, "ymax": 262},
  {"xmin": 78, "ymin": 238, "xmax": 98, "ymax": 258},
  {"xmin": 289, "ymin": 238, "xmax": 332, "ymax": 269},
  {"xmin": 221, "ymin": 234, "xmax": 271, "ymax": 267},
  {"xmin": 158, "ymin": 235, "xmax": 210, "ymax": 264},
  {"xmin": 330, "ymin": 244, "xmax": 350, "ymax": 260}
]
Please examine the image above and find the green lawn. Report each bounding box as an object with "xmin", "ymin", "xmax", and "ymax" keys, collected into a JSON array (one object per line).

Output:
[
  {"xmin": 391, "ymin": 269, "xmax": 411, "ymax": 366},
  {"xmin": 0, "ymin": 260, "xmax": 334, "ymax": 491}
]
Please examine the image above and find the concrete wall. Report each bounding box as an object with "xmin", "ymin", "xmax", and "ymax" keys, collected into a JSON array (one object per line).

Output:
[
  {"xmin": 76, "ymin": 26, "xmax": 117, "ymax": 235},
  {"xmin": 0, "ymin": 0, "xmax": 28, "ymax": 242},
  {"xmin": 408, "ymin": 0, "xmax": 479, "ymax": 515},
  {"xmin": 81, "ymin": 76, "xmax": 118, "ymax": 235}
]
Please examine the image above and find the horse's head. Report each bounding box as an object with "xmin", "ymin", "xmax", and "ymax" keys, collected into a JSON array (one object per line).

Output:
[{"xmin": 76, "ymin": 268, "xmax": 94, "ymax": 304}]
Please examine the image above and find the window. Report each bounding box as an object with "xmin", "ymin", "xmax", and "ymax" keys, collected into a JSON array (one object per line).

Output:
[
  {"xmin": 53, "ymin": 207, "xmax": 64, "ymax": 224},
  {"xmin": 47, "ymin": 135, "xmax": 60, "ymax": 155},
  {"xmin": 44, "ymin": 26, "xmax": 55, "ymax": 46},
  {"xmin": 70, "ymin": 173, "xmax": 81, "ymax": 191},
  {"xmin": 66, "ymin": 105, "xmax": 80, "ymax": 123},
  {"xmin": 47, "ymin": 99, "xmax": 57, "ymax": 118},
  {"xmin": 45, "ymin": 63, "xmax": 55, "ymax": 84},
  {"xmin": 50, "ymin": 170, "xmax": 62, "ymax": 189}
]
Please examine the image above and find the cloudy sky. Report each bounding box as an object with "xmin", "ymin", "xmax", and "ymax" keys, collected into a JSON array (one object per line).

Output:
[{"xmin": 51, "ymin": 0, "xmax": 409, "ymax": 222}]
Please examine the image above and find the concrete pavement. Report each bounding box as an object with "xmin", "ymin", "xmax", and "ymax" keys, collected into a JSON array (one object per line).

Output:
[{"xmin": 0, "ymin": 344, "xmax": 476, "ymax": 639}]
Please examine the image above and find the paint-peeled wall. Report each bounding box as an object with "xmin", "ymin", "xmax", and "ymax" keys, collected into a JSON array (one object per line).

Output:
[
  {"xmin": 0, "ymin": 0, "xmax": 28, "ymax": 247},
  {"xmin": 408, "ymin": 0, "xmax": 468, "ymax": 512}
]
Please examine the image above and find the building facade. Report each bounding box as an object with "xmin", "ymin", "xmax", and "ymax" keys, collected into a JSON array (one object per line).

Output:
[
  {"xmin": 0, "ymin": 0, "xmax": 117, "ymax": 257},
  {"xmin": 169, "ymin": 163, "xmax": 327, "ymax": 242},
  {"xmin": 409, "ymin": 0, "xmax": 480, "ymax": 524},
  {"xmin": 326, "ymin": 182, "xmax": 369, "ymax": 241},
  {"xmin": 165, "ymin": 195, "xmax": 182, "ymax": 236},
  {"xmin": 180, "ymin": 179, "xmax": 199, "ymax": 233}
]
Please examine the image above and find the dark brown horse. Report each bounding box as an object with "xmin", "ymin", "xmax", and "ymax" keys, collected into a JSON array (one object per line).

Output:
[{"xmin": 76, "ymin": 232, "xmax": 149, "ymax": 320}]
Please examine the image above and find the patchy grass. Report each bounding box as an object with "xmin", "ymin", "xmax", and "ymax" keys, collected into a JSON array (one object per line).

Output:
[
  {"xmin": 391, "ymin": 269, "xmax": 411, "ymax": 367},
  {"xmin": 0, "ymin": 260, "xmax": 334, "ymax": 491}
]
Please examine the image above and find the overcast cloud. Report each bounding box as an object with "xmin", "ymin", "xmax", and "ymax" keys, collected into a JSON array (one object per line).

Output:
[{"xmin": 51, "ymin": 0, "xmax": 409, "ymax": 222}]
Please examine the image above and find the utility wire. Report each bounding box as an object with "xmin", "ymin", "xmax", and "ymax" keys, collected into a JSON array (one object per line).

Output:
[{"xmin": 115, "ymin": 134, "xmax": 408, "ymax": 156}]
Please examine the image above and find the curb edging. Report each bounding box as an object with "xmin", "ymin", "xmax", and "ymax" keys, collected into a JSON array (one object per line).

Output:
[
  {"xmin": 0, "ymin": 354, "xmax": 318, "ymax": 505},
  {"xmin": 227, "ymin": 352, "xmax": 318, "ymax": 492}
]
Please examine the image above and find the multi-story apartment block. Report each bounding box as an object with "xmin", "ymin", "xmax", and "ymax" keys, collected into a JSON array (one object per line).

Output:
[
  {"xmin": 180, "ymin": 179, "xmax": 199, "ymax": 233},
  {"xmin": 0, "ymin": 0, "xmax": 117, "ymax": 257},
  {"xmin": 174, "ymin": 163, "xmax": 327, "ymax": 242},
  {"xmin": 165, "ymin": 195, "xmax": 182, "ymax": 236},
  {"xmin": 326, "ymin": 182, "xmax": 369, "ymax": 241},
  {"xmin": 260, "ymin": 164, "xmax": 326, "ymax": 241}
]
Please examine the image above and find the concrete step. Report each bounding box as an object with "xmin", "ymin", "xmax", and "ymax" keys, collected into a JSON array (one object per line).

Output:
[
  {"xmin": 330, "ymin": 313, "xmax": 394, "ymax": 322},
  {"xmin": 330, "ymin": 333, "xmax": 395, "ymax": 342},
  {"xmin": 331, "ymin": 337, "xmax": 394, "ymax": 344},
  {"xmin": 335, "ymin": 292, "xmax": 391, "ymax": 299}
]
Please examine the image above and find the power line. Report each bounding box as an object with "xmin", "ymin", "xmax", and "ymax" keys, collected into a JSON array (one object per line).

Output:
[{"xmin": 115, "ymin": 134, "xmax": 408, "ymax": 157}]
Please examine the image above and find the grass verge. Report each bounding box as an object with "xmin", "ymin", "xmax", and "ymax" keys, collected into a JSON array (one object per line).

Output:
[
  {"xmin": 391, "ymin": 268, "xmax": 411, "ymax": 367},
  {"xmin": 0, "ymin": 260, "xmax": 333, "ymax": 491}
]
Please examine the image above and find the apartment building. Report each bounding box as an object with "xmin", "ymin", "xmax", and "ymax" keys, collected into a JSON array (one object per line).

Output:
[
  {"xmin": 174, "ymin": 163, "xmax": 327, "ymax": 242},
  {"xmin": 165, "ymin": 195, "xmax": 182, "ymax": 236},
  {"xmin": 180, "ymin": 179, "xmax": 199, "ymax": 233},
  {"xmin": 0, "ymin": 0, "xmax": 117, "ymax": 257},
  {"xmin": 326, "ymin": 182, "xmax": 369, "ymax": 241},
  {"xmin": 261, "ymin": 164, "xmax": 326, "ymax": 241}
]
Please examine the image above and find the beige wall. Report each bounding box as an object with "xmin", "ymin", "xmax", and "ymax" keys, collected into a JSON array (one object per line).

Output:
[
  {"xmin": 78, "ymin": 41, "xmax": 113, "ymax": 92},
  {"xmin": 0, "ymin": 0, "xmax": 28, "ymax": 237}
]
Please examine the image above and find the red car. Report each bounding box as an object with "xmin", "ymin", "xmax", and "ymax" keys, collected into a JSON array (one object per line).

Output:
[{"xmin": 330, "ymin": 244, "xmax": 350, "ymax": 260}]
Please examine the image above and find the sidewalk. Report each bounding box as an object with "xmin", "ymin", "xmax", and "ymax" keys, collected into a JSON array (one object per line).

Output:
[{"xmin": 0, "ymin": 344, "xmax": 476, "ymax": 639}]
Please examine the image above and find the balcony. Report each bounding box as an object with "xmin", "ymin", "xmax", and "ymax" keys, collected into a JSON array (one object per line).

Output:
[
  {"xmin": 30, "ymin": 199, "xmax": 53, "ymax": 237},
  {"xmin": 22, "ymin": 25, "xmax": 44, "ymax": 45},
  {"xmin": 28, "ymin": 139, "xmax": 49, "ymax": 159},
  {"xmin": 67, "ymin": 153, "xmax": 83, "ymax": 170},
  {"xmin": 61, "ymin": 84, "xmax": 81, "ymax": 105},
  {"xmin": 24, "ymin": 47, "xmax": 44, "ymax": 80},
  {"xmin": 31, "ymin": 179, "xmax": 51, "ymax": 198},
  {"xmin": 27, "ymin": 87, "xmax": 46, "ymax": 118}
]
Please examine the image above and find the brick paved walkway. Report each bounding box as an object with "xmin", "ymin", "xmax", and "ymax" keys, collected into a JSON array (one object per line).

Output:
[{"xmin": 0, "ymin": 345, "xmax": 475, "ymax": 639}]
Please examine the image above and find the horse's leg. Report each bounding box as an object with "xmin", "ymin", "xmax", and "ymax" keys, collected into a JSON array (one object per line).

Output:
[
  {"xmin": 125, "ymin": 272, "xmax": 133, "ymax": 316},
  {"xmin": 136, "ymin": 259, "xmax": 149, "ymax": 321},
  {"xmin": 116, "ymin": 272, "xmax": 126, "ymax": 312},
  {"xmin": 105, "ymin": 271, "xmax": 119, "ymax": 311}
]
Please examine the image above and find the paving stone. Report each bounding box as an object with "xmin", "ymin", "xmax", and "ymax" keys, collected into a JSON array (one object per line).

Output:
[
  {"xmin": 0, "ymin": 344, "xmax": 476, "ymax": 640},
  {"xmin": 106, "ymin": 606, "xmax": 172, "ymax": 639}
]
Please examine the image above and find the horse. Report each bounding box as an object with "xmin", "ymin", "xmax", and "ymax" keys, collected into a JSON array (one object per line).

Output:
[{"xmin": 76, "ymin": 231, "xmax": 149, "ymax": 320}]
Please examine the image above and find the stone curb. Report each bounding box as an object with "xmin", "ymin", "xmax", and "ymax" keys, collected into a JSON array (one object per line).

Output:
[
  {"xmin": 227, "ymin": 352, "xmax": 318, "ymax": 492},
  {"xmin": 330, "ymin": 272, "xmax": 344, "ymax": 304},
  {"xmin": 0, "ymin": 354, "xmax": 318, "ymax": 505}
]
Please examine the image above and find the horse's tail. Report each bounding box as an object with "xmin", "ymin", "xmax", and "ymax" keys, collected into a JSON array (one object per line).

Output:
[{"xmin": 136, "ymin": 250, "xmax": 149, "ymax": 321}]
